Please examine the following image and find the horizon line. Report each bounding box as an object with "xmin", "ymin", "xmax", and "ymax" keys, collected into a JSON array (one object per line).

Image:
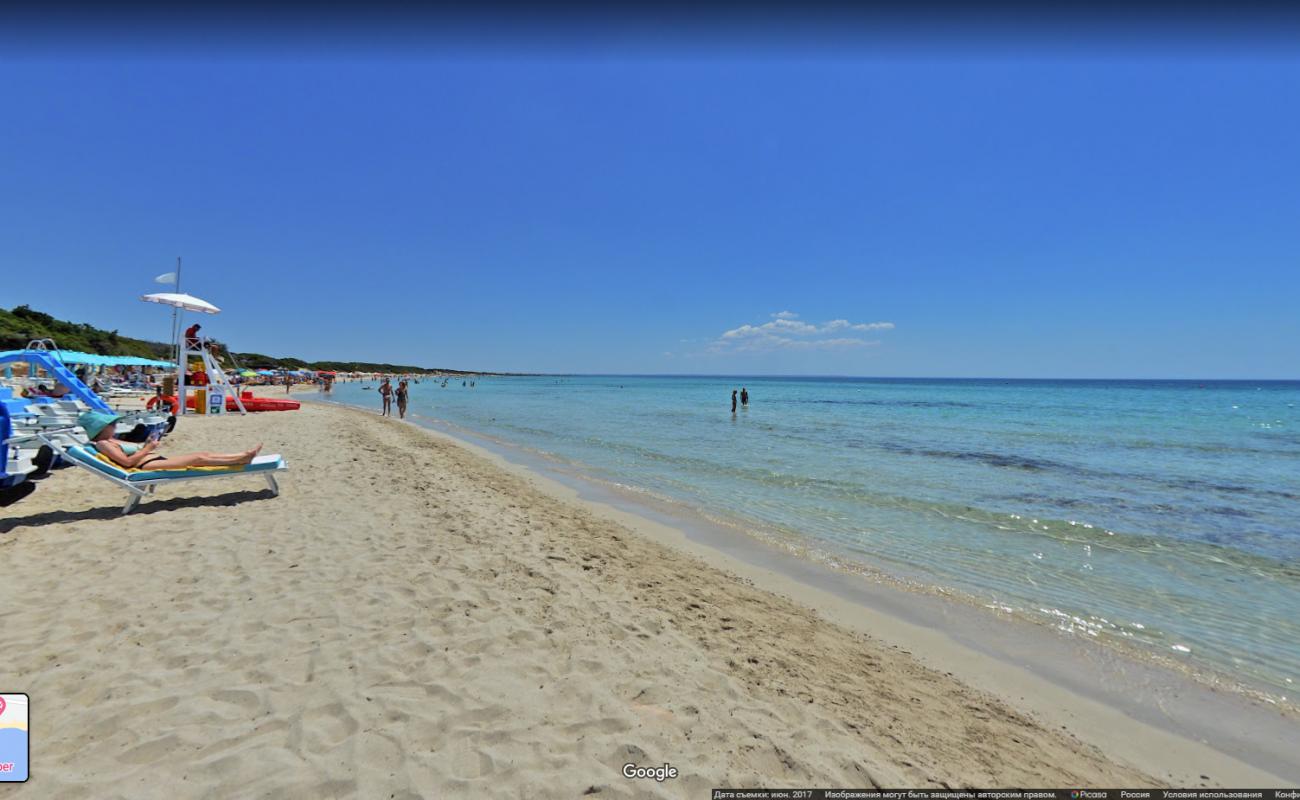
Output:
[{"xmin": 472, "ymin": 372, "xmax": 1300, "ymax": 382}]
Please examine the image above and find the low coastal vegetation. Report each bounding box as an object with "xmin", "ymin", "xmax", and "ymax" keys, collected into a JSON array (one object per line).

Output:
[{"xmin": 1, "ymin": 305, "xmax": 482, "ymax": 375}]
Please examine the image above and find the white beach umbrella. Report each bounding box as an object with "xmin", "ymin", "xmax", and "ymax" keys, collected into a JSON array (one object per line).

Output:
[{"xmin": 141, "ymin": 292, "xmax": 221, "ymax": 314}]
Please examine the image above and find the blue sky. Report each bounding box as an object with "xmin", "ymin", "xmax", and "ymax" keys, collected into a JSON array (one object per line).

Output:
[{"xmin": 3, "ymin": 24, "xmax": 1298, "ymax": 377}]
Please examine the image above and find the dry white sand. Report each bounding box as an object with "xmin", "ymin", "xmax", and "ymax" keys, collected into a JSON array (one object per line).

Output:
[{"xmin": 0, "ymin": 397, "xmax": 1275, "ymax": 797}]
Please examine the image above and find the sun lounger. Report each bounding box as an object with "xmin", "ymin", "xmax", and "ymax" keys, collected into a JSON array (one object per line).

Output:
[
  {"xmin": 34, "ymin": 430, "xmax": 286, "ymax": 514},
  {"xmin": 1, "ymin": 388, "xmax": 40, "ymax": 503},
  {"xmin": 24, "ymin": 403, "xmax": 170, "ymax": 439},
  {"xmin": 5, "ymin": 449, "xmax": 36, "ymax": 481}
]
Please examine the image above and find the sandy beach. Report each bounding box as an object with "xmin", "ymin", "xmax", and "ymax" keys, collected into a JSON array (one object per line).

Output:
[{"xmin": 0, "ymin": 395, "xmax": 1283, "ymax": 797}]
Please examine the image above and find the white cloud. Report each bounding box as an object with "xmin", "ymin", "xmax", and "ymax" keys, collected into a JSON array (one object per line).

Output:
[
  {"xmin": 706, "ymin": 311, "xmax": 895, "ymax": 355},
  {"xmin": 722, "ymin": 317, "xmax": 824, "ymax": 340},
  {"xmin": 824, "ymin": 319, "xmax": 895, "ymax": 332},
  {"xmin": 770, "ymin": 318, "xmax": 819, "ymax": 334},
  {"xmin": 720, "ymin": 324, "xmax": 760, "ymax": 340}
]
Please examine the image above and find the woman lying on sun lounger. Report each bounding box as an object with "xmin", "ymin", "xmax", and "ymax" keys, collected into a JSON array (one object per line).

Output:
[
  {"xmin": 79, "ymin": 411, "xmax": 262, "ymax": 470},
  {"xmin": 23, "ymin": 382, "xmax": 71, "ymax": 398}
]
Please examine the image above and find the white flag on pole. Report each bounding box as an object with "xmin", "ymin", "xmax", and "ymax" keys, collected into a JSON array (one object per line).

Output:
[{"xmin": 154, "ymin": 272, "xmax": 178, "ymax": 285}]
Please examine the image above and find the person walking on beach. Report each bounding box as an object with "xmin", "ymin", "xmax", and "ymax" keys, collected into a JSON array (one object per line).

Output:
[
  {"xmin": 731, "ymin": 389, "xmax": 738, "ymax": 414},
  {"xmin": 379, "ymin": 378, "xmax": 393, "ymax": 416},
  {"xmin": 740, "ymin": 387, "xmax": 749, "ymax": 407},
  {"xmin": 396, "ymin": 379, "xmax": 409, "ymax": 419}
]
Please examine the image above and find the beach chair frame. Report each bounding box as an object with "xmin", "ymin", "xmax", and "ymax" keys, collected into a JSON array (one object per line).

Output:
[{"xmin": 27, "ymin": 428, "xmax": 284, "ymax": 515}]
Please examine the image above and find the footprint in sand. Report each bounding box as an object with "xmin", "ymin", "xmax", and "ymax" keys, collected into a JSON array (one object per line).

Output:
[
  {"xmin": 297, "ymin": 702, "xmax": 360, "ymax": 754},
  {"xmin": 443, "ymin": 735, "xmax": 496, "ymax": 780},
  {"xmin": 118, "ymin": 733, "xmax": 185, "ymax": 765},
  {"xmin": 209, "ymin": 688, "xmax": 263, "ymax": 718}
]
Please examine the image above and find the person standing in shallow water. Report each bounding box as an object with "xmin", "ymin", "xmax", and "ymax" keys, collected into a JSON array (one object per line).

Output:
[
  {"xmin": 731, "ymin": 390, "xmax": 738, "ymax": 414},
  {"xmin": 740, "ymin": 387, "xmax": 749, "ymax": 407},
  {"xmin": 395, "ymin": 379, "xmax": 409, "ymax": 419},
  {"xmin": 379, "ymin": 378, "xmax": 393, "ymax": 416}
]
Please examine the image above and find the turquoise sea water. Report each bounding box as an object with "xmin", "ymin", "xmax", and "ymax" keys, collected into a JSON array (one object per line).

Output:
[{"xmin": 325, "ymin": 376, "xmax": 1299, "ymax": 700}]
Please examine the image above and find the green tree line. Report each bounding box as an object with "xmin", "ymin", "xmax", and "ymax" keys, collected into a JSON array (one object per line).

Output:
[{"xmin": 1, "ymin": 305, "xmax": 481, "ymax": 375}]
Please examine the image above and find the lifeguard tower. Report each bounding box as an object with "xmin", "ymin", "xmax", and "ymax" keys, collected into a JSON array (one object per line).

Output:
[
  {"xmin": 142, "ymin": 291, "xmax": 247, "ymax": 417},
  {"xmin": 179, "ymin": 334, "xmax": 247, "ymax": 416}
]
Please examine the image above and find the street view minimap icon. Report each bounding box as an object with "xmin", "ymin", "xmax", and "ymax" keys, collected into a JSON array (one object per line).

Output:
[{"xmin": 0, "ymin": 694, "xmax": 29, "ymax": 782}]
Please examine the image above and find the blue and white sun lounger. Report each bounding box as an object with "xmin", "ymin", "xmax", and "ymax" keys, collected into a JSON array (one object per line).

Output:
[
  {"xmin": 1, "ymin": 388, "xmax": 39, "ymax": 503},
  {"xmin": 35, "ymin": 431, "xmax": 286, "ymax": 514}
]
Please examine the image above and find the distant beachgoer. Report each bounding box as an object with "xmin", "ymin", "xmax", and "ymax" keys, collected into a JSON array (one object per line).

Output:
[
  {"xmin": 379, "ymin": 378, "xmax": 393, "ymax": 416},
  {"xmin": 731, "ymin": 390, "xmax": 737, "ymax": 414},
  {"xmin": 396, "ymin": 379, "xmax": 409, "ymax": 419},
  {"xmin": 740, "ymin": 387, "xmax": 749, "ymax": 407},
  {"xmin": 81, "ymin": 411, "xmax": 261, "ymax": 471}
]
